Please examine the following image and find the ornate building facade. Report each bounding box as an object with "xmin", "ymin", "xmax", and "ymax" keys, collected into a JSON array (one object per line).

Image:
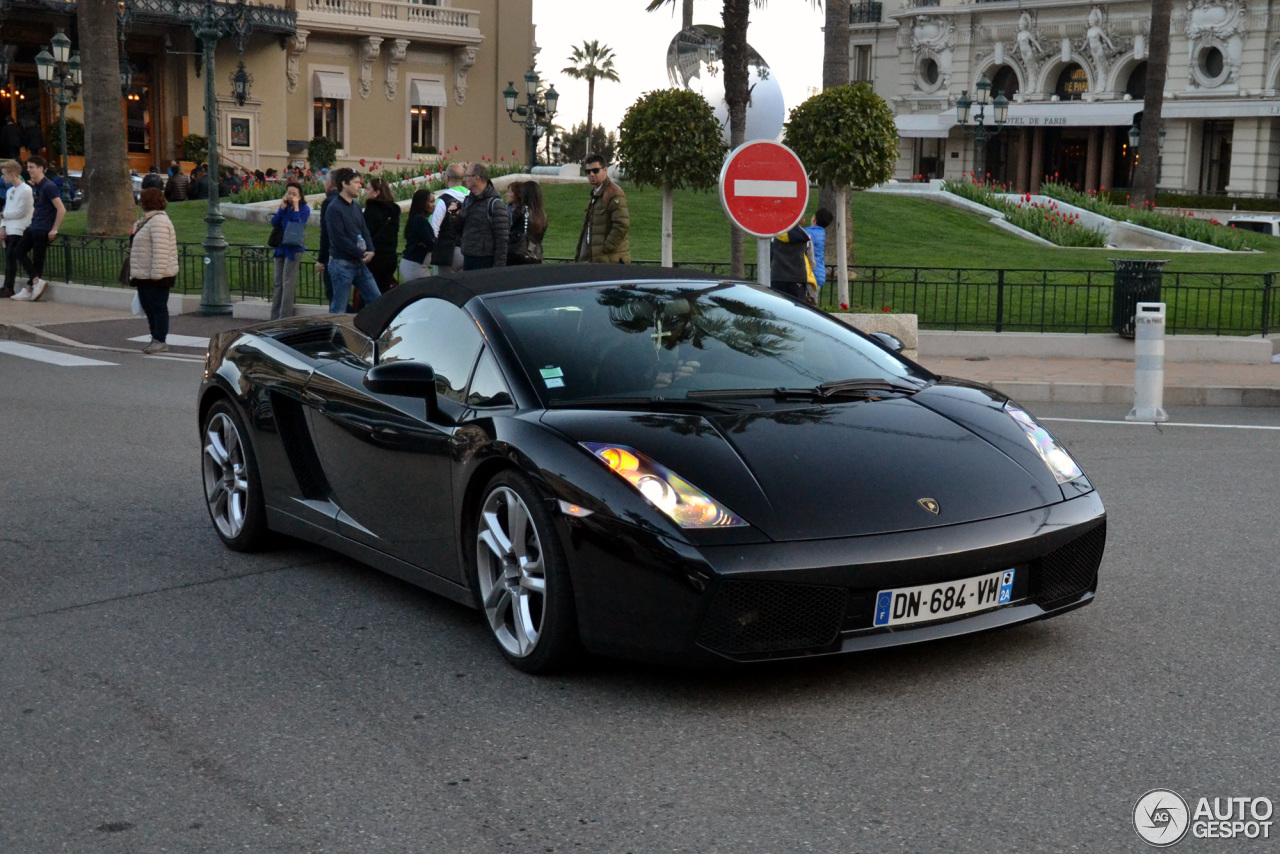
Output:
[
  {"xmin": 1, "ymin": 0, "xmax": 533, "ymax": 175},
  {"xmin": 851, "ymin": 0, "xmax": 1277, "ymax": 196}
]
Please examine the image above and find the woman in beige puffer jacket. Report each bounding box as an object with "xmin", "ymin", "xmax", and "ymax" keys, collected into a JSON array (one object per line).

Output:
[{"xmin": 130, "ymin": 187, "xmax": 180, "ymax": 354}]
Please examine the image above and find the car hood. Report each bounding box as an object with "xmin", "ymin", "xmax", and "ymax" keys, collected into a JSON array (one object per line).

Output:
[{"xmin": 540, "ymin": 396, "xmax": 1063, "ymax": 542}]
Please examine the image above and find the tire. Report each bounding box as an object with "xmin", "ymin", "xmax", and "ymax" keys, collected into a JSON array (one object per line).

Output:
[
  {"xmin": 201, "ymin": 398, "xmax": 269, "ymax": 552},
  {"xmin": 471, "ymin": 470, "xmax": 580, "ymax": 673}
]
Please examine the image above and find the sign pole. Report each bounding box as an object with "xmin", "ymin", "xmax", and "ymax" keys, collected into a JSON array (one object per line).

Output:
[{"xmin": 718, "ymin": 140, "xmax": 809, "ymax": 290}]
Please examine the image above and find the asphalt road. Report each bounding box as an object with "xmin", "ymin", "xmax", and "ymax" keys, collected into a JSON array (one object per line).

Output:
[{"xmin": 2, "ymin": 346, "xmax": 1278, "ymax": 853}]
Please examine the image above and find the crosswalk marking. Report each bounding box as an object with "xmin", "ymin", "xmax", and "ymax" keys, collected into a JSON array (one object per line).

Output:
[
  {"xmin": 126, "ymin": 334, "xmax": 210, "ymax": 348},
  {"xmin": 0, "ymin": 341, "xmax": 118, "ymax": 367}
]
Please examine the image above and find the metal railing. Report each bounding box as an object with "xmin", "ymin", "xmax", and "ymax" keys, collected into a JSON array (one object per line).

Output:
[
  {"xmin": 813, "ymin": 266, "xmax": 1278, "ymax": 337},
  {"xmin": 849, "ymin": 1, "xmax": 882, "ymax": 24},
  {"xmin": 9, "ymin": 239, "xmax": 1278, "ymax": 336}
]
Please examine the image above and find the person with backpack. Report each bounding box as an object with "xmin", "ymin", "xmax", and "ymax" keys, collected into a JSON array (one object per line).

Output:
[
  {"xmin": 430, "ymin": 162, "xmax": 467, "ymax": 272},
  {"xmin": 457, "ymin": 163, "xmax": 508, "ymax": 270}
]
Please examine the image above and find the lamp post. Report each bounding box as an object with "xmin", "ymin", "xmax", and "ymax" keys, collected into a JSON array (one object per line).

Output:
[
  {"xmin": 177, "ymin": 0, "xmax": 252, "ymax": 316},
  {"xmin": 955, "ymin": 74, "xmax": 1009, "ymax": 181},
  {"xmin": 503, "ymin": 68, "xmax": 558, "ymax": 169},
  {"xmin": 551, "ymin": 135, "xmax": 562, "ymax": 166},
  {"xmin": 1128, "ymin": 120, "xmax": 1167, "ymax": 187},
  {"xmin": 35, "ymin": 30, "xmax": 82, "ymax": 205}
]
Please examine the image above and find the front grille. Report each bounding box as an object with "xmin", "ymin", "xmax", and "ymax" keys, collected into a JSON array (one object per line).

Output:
[
  {"xmin": 1032, "ymin": 522, "xmax": 1106, "ymax": 608},
  {"xmin": 698, "ymin": 580, "xmax": 848, "ymax": 656}
]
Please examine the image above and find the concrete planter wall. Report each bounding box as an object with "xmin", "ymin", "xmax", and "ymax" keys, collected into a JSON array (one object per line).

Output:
[{"xmin": 831, "ymin": 312, "xmax": 919, "ymax": 361}]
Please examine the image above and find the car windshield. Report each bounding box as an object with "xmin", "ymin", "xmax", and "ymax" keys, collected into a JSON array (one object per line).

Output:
[{"xmin": 482, "ymin": 281, "xmax": 932, "ymax": 406}]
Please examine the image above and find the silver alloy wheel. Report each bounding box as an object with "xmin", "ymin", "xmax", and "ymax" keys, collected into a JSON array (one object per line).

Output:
[
  {"xmin": 203, "ymin": 411, "xmax": 250, "ymax": 540},
  {"xmin": 476, "ymin": 486, "xmax": 547, "ymax": 657}
]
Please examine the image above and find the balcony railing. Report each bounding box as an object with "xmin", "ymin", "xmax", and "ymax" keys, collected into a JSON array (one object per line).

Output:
[
  {"xmin": 300, "ymin": 0, "xmax": 477, "ymax": 30},
  {"xmin": 850, "ymin": 2, "xmax": 882, "ymax": 24}
]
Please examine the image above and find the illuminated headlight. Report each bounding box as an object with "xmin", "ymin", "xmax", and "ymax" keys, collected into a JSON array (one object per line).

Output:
[
  {"xmin": 581, "ymin": 443, "xmax": 747, "ymax": 528},
  {"xmin": 1004, "ymin": 401, "xmax": 1083, "ymax": 484}
]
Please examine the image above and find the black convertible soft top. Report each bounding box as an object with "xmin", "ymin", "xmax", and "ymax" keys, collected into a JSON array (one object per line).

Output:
[{"xmin": 353, "ymin": 263, "xmax": 725, "ymax": 338}]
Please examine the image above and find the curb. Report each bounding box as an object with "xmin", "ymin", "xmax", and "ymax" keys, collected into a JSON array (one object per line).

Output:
[
  {"xmin": 0, "ymin": 321, "xmax": 138, "ymax": 353},
  {"xmin": 985, "ymin": 380, "xmax": 1280, "ymax": 408}
]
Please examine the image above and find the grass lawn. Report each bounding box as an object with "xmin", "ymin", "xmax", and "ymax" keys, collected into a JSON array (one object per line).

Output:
[{"xmin": 58, "ymin": 183, "xmax": 1280, "ymax": 274}]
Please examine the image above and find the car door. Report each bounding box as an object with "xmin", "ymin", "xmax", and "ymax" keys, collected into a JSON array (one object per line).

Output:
[{"xmin": 304, "ymin": 298, "xmax": 485, "ymax": 580}]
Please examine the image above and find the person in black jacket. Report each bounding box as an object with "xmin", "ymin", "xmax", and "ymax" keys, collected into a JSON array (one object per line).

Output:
[
  {"xmin": 140, "ymin": 165, "xmax": 165, "ymax": 192},
  {"xmin": 362, "ymin": 176, "xmax": 400, "ymax": 293},
  {"xmin": 188, "ymin": 166, "xmax": 209, "ymax": 200},
  {"xmin": 506, "ymin": 180, "xmax": 546, "ymax": 265},
  {"xmin": 0, "ymin": 117, "xmax": 23, "ymax": 160},
  {"xmin": 457, "ymin": 164, "xmax": 508, "ymax": 270},
  {"xmin": 314, "ymin": 170, "xmax": 338, "ymax": 305},
  {"xmin": 769, "ymin": 226, "xmax": 815, "ymax": 303},
  {"xmin": 399, "ymin": 189, "xmax": 436, "ymax": 282}
]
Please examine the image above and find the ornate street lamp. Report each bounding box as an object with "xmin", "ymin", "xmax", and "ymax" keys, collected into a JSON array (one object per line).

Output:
[
  {"xmin": 955, "ymin": 74, "xmax": 1008, "ymax": 179},
  {"xmin": 503, "ymin": 67, "xmax": 559, "ymax": 169},
  {"xmin": 35, "ymin": 31, "xmax": 82, "ymax": 205},
  {"xmin": 119, "ymin": 57, "xmax": 134, "ymax": 98},
  {"xmin": 229, "ymin": 60, "xmax": 253, "ymax": 107},
  {"xmin": 168, "ymin": 0, "xmax": 253, "ymax": 316}
]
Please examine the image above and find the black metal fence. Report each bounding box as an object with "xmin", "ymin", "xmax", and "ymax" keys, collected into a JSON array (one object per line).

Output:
[{"xmin": 9, "ymin": 237, "xmax": 1279, "ymax": 336}]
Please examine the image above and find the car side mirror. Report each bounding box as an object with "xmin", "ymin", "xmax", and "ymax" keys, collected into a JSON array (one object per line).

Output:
[
  {"xmin": 867, "ymin": 331, "xmax": 905, "ymax": 354},
  {"xmin": 364, "ymin": 360, "xmax": 440, "ymax": 418}
]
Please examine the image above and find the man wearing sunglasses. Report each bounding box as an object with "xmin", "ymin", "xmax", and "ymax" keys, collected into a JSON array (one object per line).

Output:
[{"xmin": 574, "ymin": 154, "xmax": 630, "ymax": 263}]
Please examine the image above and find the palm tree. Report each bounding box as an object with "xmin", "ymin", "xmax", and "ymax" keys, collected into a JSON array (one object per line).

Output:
[
  {"xmin": 77, "ymin": 0, "xmax": 135, "ymax": 235},
  {"xmin": 645, "ymin": 0, "xmax": 695, "ymax": 30},
  {"xmin": 820, "ymin": 0, "xmax": 850, "ymax": 278},
  {"xmin": 1132, "ymin": 0, "xmax": 1172, "ymax": 206},
  {"xmin": 561, "ymin": 40, "xmax": 621, "ymax": 162}
]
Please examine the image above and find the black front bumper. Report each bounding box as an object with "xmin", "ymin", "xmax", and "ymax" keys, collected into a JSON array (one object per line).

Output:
[{"xmin": 563, "ymin": 491, "xmax": 1106, "ymax": 666}]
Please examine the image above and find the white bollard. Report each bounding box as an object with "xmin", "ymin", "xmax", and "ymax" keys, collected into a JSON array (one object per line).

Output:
[{"xmin": 1126, "ymin": 302, "xmax": 1169, "ymax": 422}]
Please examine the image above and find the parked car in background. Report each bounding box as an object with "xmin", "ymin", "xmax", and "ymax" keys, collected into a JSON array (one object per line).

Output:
[{"xmin": 1225, "ymin": 214, "xmax": 1280, "ymax": 236}]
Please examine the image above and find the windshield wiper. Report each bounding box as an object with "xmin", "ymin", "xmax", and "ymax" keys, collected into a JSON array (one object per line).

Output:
[
  {"xmin": 546, "ymin": 395, "xmax": 758, "ymax": 414},
  {"xmin": 687, "ymin": 378, "xmax": 923, "ymax": 403},
  {"xmin": 812, "ymin": 377, "xmax": 924, "ymax": 398}
]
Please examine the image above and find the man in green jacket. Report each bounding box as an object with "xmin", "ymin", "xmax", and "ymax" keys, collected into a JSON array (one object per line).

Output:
[{"xmin": 574, "ymin": 154, "xmax": 630, "ymax": 263}]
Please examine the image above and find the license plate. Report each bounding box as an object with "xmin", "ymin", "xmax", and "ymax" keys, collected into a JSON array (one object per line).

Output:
[{"xmin": 873, "ymin": 569, "xmax": 1015, "ymax": 628}]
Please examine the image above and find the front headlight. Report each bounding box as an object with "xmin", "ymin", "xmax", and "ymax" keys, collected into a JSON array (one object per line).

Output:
[
  {"xmin": 581, "ymin": 442, "xmax": 747, "ymax": 529},
  {"xmin": 1004, "ymin": 401, "xmax": 1083, "ymax": 484}
]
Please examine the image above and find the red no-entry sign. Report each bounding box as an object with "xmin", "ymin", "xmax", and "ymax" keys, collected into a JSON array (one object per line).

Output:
[{"xmin": 719, "ymin": 140, "xmax": 810, "ymax": 238}]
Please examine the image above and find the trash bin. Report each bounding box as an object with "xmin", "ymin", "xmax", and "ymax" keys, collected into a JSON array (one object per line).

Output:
[{"xmin": 1111, "ymin": 259, "xmax": 1167, "ymax": 338}]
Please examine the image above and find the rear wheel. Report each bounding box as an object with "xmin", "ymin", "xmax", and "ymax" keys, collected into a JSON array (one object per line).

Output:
[
  {"xmin": 472, "ymin": 471, "xmax": 579, "ymax": 673},
  {"xmin": 201, "ymin": 399, "xmax": 269, "ymax": 551}
]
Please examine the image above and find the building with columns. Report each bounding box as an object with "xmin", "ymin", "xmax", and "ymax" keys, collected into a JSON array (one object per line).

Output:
[
  {"xmin": 1, "ymin": 0, "xmax": 533, "ymax": 175},
  {"xmin": 851, "ymin": 0, "xmax": 1279, "ymax": 197}
]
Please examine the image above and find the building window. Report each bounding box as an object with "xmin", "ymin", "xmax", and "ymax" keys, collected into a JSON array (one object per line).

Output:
[
  {"xmin": 314, "ymin": 98, "xmax": 343, "ymax": 143},
  {"xmin": 126, "ymin": 86, "xmax": 151, "ymax": 154},
  {"xmin": 852, "ymin": 44, "xmax": 872, "ymax": 83},
  {"xmin": 410, "ymin": 106, "xmax": 437, "ymax": 153},
  {"xmin": 1199, "ymin": 120, "xmax": 1233, "ymax": 195}
]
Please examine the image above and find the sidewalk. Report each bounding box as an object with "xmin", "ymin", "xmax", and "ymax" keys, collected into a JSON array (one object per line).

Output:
[{"xmin": 3, "ymin": 291, "xmax": 1279, "ymax": 406}]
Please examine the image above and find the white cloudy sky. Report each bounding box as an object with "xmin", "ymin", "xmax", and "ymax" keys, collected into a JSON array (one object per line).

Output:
[{"xmin": 531, "ymin": 0, "xmax": 827, "ymax": 137}]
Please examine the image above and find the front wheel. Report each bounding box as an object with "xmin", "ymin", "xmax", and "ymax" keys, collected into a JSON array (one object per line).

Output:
[
  {"xmin": 472, "ymin": 471, "xmax": 580, "ymax": 673},
  {"xmin": 201, "ymin": 399, "xmax": 269, "ymax": 551}
]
